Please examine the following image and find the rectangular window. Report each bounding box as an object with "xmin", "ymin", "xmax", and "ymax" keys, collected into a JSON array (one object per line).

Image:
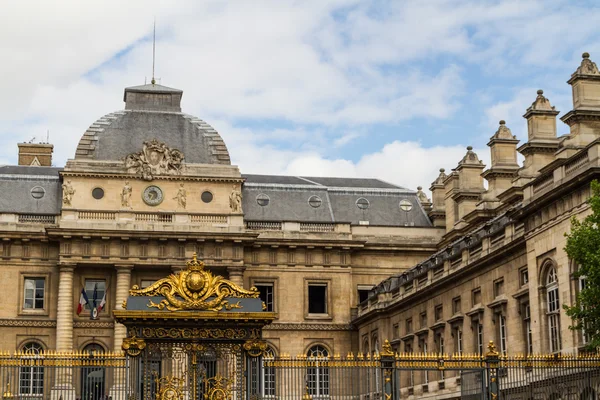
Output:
[
  {"xmin": 41, "ymin": 245, "xmax": 49, "ymax": 260},
  {"xmin": 324, "ymin": 252, "xmax": 331, "ymax": 265},
  {"xmin": 421, "ymin": 339, "xmax": 429, "ymax": 384},
  {"xmin": 287, "ymin": 250, "xmax": 295, "ymax": 264},
  {"xmin": 358, "ymin": 289, "xmax": 370, "ymax": 305},
  {"xmin": 452, "ymin": 297, "xmax": 461, "ymax": 314},
  {"xmin": 178, "ymin": 244, "xmax": 185, "ymax": 258},
  {"xmin": 308, "ymin": 284, "xmax": 327, "ymax": 314},
  {"xmin": 437, "ymin": 333, "xmax": 445, "ymax": 379},
  {"xmin": 455, "ymin": 328, "xmax": 463, "ymax": 355},
  {"xmin": 102, "ymin": 243, "xmax": 110, "ymax": 257},
  {"xmin": 476, "ymin": 322, "xmax": 484, "ymax": 355},
  {"xmin": 158, "ymin": 245, "xmax": 166, "ymax": 258},
  {"xmin": 121, "ymin": 243, "xmax": 129, "ymax": 257},
  {"xmin": 140, "ymin": 243, "xmax": 148, "ymax": 257},
  {"xmin": 472, "ymin": 288, "xmax": 482, "ymax": 306},
  {"xmin": 2, "ymin": 242, "xmax": 11, "ymax": 257},
  {"xmin": 393, "ymin": 324, "xmax": 399, "ymax": 339},
  {"xmin": 435, "ymin": 305, "xmax": 443, "ymax": 321},
  {"xmin": 305, "ymin": 251, "xmax": 312, "ymax": 265},
  {"xmin": 524, "ymin": 304, "xmax": 533, "ymax": 355},
  {"xmin": 420, "ymin": 312, "xmax": 427, "ymax": 328},
  {"xmin": 520, "ymin": 268, "xmax": 529, "ymax": 286},
  {"xmin": 406, "ymin": 318, "xmax": 413, "ymax": 334},
  {"xmin": 579, "ymin": 276, "xmax": 591, "ymax": 345},
  {"xmin": 84, "ymin": 279, "xmax": 106, "ymax": 311},
  {"xmin": 269, "ymin": 250, "xmax": 276, "ymax": 264},
  {"xmin": 256, "ymin": 284, "xmax": 274, "ymax": 312},
  {"xmin": 340, "ymin": 252, "xmax": 347, "ymax": 265},
  {"xmin": 215, "ymin": 244, "xmax": 222, "ymax": 258},
  {"xmin": 23, "ymin": 278, "xmax": 45, "ymax": 310},
  {"xmin": 22, "ymin": 244, "xmax": 30, "ymax": 258},
  {"xmin": 252, "ymin": 250, "xmax": 259, "ymax": 264},
  {"xmin": 493, "ymin": 279, "xmax": 504, "ymax": 297},
  {"xmin": 498, "ymin": 314, "xmax": 507, "ymax": 355}
]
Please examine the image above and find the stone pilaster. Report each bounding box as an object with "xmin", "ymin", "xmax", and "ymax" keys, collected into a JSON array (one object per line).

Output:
[
  {"xmin": 227, "ymin": 266, "xmax": 244, "ymax": 287},
  {"xmin": 113, "ymin": 265, "xmax": 133, "ymax": 352}
]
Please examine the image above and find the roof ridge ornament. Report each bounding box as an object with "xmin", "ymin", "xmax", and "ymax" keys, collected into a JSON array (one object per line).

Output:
[
  {"xmin": 458, "ymin": 146, "xmax": 483, "ymax": 166},
  {"xmin": 129, "ymin": 253, "xmax": 259, "ymax": 311},
  {"xmin": 492, "ymin": 120, "xmax": 516, "ymax": 140}
]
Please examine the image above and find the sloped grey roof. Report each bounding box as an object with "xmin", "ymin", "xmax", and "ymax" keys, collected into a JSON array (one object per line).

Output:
[
  {"xmin": 0, "ymin": 166, "xmax": 61, "ymax": 214},
  {"xmin": 242, "ymin": 174, "xmax": 431, "ymax": 226},
  {"xmin": 124, "ymin": 83, "xmax": 183, "ymax": 97},
  {"xmin": 74, "ymin": 111, "xmax": 230, "ymax": 164}
]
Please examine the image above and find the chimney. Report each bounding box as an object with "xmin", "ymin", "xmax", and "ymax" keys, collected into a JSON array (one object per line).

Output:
[{"xmin": 17, "ymin": 142, "xmax": 53, "ymax": 166}]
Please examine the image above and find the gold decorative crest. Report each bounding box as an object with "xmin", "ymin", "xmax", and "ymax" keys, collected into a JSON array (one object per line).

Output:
[
  {"xmin": 121, "ymin": 336, "xmax": 146, "ymax": 357},
  {"xmin": 130, "ymin": 253, "xmax": 259, "ymax": 311},
  {"xmin": 155, "ymin": 374, "xmax": 185, "ymax": 400},
  {"xmin": 381, "ymin": 339, "xmax": 394, "ymax": 357},
  {"xmin": 243, "ymin": 339, "xmax": 268, "ymax": 357}
]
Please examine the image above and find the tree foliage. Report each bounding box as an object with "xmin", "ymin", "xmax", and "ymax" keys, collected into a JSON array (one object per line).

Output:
[{"xmin": 564, "ymin": 180, "xmax": 600, "ymax": 349}]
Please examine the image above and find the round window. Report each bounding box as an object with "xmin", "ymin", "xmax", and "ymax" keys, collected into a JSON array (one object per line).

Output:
[
  {"xmin": 30, "ymin": 186, "xmax": 45, "ymax": 199},
  {"xmin": 201, "ymin": 191, "xmax": 213, "ymax": 203},
  {"xmin": 256, "ymin": 193, "xmax": 270, "ymax": 207},
  {"xmin": 92, "ymin": 187, "xmax": 105, "ymax": 200},
  {"xmin": 308, "ymin": 195, "xmax": 322, "ymax": 208},
  {"xmin": 356, "ymin": 197, "xmax": 370, "ymax": 210},
  {"xmin": 399, "ymin": 199, "xmax": 413, "ymax": 212}
]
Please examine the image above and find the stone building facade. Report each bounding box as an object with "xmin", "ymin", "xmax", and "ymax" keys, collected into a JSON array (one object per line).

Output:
[
  {"xmin": 0, "ymin": 81, "xmax": 443, "ymax": 362},
  {"xmin": 355, "ymin": 53, "xmax": 600, "ymax": 397}
]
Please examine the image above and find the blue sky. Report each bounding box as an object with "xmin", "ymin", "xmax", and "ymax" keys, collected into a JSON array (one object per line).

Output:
[{"xmin": 1, "ymin": 0, "xmax": 599, "ymax": 191}]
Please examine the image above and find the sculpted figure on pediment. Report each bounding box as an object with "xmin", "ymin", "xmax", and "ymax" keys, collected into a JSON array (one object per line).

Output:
[{"xmin": 125, "ymin": 139, "xmax": 185, "ymax": 181}]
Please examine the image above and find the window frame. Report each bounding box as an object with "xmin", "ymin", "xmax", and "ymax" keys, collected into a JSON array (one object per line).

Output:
[
  {"xmin": 83, "ymin": 278, "xmax": 107, "ymax": 314},
  {"xmin": 304, "ymin": 279, "xmax": 332, "ymax": 320},
  {"xmin": 19, "ymin": 273, "xmax": 50, "ymax": 316},
  {"xmin": 545, "ymin": 264, "xmax": 561, "ymax": 353},
  {"xmin": 251, "ymin": 278, "xmax": 278, "ymax": 315},
  {"xmin": 306, "ymin": 345, "xmax": 330, "ymax": 397},
  {"xmin": 18, "ymin": 342, "xmax": 44, "ymax": 397}
]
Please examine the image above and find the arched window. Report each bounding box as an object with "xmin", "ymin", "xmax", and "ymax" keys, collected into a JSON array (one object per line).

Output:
[
  {"xmin": 307, "ymin": 345, "xmax": 329, "ymax": 398},
  {"xmin": 262, "ymin": 347, "xmax": 276, "ymax": 397},
  {"xmin": 81, "ymin": 344, "xmax": 105, "ymax": 400},
  {"xmin": 546, "ymin": 265, "xmax": 561, "ymax": 352},
  {"xmin": 19, "ymin": 342, "xmax": 44, "ymax": 396}
]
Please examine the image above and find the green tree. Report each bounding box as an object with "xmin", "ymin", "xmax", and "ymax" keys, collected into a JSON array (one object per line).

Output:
[{"xmin": 564, "ymin": 180, "xmax": 600, "ymax": 349}]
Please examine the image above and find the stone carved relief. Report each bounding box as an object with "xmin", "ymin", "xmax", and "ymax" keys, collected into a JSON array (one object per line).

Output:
[
  {"xmin": 125, "ymin": 139, "xmax": 184, "ymax": 181},
  {"xmin": 121, "ymin": 181, "xmax": 132, "ymax": 208},
  {"xmin": 229, "ymin": 185, "xmax": 242, "ymax": 213},
  {"xmin": 173, "ymin": 183, "xmax": 187, "ymax": 209},
  {"xmin": 62, "ymin": 180, "xmax": 75, "ymax": 206}
]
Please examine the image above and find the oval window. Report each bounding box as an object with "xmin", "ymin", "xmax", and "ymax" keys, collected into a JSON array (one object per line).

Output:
[
  {"xmin": 92, "ymin": 187, "xmax": 105, "ymax": 200},
  {"xmin": 256, "ymin": 193, "xmax": 270, "ymax": 207},
  {"xmin": 399, "ymin": 199, "xmax": 413, "ymax": 212},
  {"xmin": 308, "ymin": 195, "xmax": 322, "ymax": 208},
  {"xmin": 30, "ymin": 186, "xmax": 45, "ymax": 199},
  {"xmin": 356, "ymin": 197, "xmax": 370, "ymax": 210}
]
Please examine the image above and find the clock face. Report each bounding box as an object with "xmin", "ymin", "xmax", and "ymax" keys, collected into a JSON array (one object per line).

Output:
[{"xmin": 142, "ymin": 185, "xmax": 164, "ymax": 206}]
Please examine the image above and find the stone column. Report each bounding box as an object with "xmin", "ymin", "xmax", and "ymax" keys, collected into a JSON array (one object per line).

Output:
[
  {"xmin": 113, "ymin": 265, "xmax": 133, "ymax": 352},
  {"xmin": 227, "ymin": 266, "xmax": 244, "ymax": 287},
  {"xmin": 52, "ymin": 264, "xmax": 76, "ymax": 400},
  {"xmin": 110, "ymin": 265, "xmax": 133, "ymax": 400}
]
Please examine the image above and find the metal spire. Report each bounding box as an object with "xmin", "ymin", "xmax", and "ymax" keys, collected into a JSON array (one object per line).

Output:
[{"xmin": 151, "ymin": 18, "xmax": 156, "ymax": 85}]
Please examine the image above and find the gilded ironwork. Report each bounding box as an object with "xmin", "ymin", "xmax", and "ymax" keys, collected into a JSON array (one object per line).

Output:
[
  {"xmin": 381, "ymin": 339, "xmax": 394, "ymax": 357},
  {"xmin": 243, "ymin": 339, "xmax": 268, "ymax": 357},
  {"xmin": 155, "ymin": 374, "xmax": 185, "ymax": 400},
  {"xmin": 121, "ymin": 336, "xmax": 146, "ymax": 357},
  {"xmin": 2, "ymin": 383, "xmax": 13, "ymax": 399},
  {"xmin": 486, "ymin": 340, "xmax": 499, "ymax": 357},
  {"xmin": 140, "ymin": 327, "xmax": 255, "ymax": 340},
  {"xmin": 130, "ymin": 253, "xmax": 259, "ymax": 311},
  {"xmin": 203, "ymin": 373, "xmax": 234, "ymax": 400}
]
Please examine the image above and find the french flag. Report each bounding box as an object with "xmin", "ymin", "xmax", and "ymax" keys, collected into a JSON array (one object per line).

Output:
[{"xmin": 76, "ymin": 288, "xmax": 89, "ymax": 315}]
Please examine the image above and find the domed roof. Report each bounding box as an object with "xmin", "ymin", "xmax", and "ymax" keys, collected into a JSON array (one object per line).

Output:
[{"xmin": 74, "ymin": 84, "xmax": 231, "ymax": 165}]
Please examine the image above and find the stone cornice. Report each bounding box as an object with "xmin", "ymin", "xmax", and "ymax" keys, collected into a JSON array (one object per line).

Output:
[
  {"xmin": 73, "ymin": 321, "xmax": 114, "ymax": 329},
  {"xmin": 60, "ymin": 171, "xmax": 244, "ymax": 183},
  {"xmin": 560, "ymin": 109, "xmax": 600, "ymax": 126}
]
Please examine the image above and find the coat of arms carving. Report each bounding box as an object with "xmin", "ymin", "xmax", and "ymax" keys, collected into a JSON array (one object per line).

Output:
[{"xmin": 124, "ymin": 139, "xmax": 185, "ymax": 181}]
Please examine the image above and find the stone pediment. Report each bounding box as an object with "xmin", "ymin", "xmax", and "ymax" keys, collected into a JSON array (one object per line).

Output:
[{"xmin": 124, "ymin": 139, "xmax": 184, "ymax": 181}]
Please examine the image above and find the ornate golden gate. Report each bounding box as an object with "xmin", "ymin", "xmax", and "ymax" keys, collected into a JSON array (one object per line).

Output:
[{"xmin": 114, "ymin": 254, "xmax": 275, "ymax": 400}]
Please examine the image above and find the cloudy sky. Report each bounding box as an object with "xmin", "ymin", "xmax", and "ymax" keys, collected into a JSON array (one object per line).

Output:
[{"xmin": 1, "ymin": 0, "xmax": 599, "ymax": 191}]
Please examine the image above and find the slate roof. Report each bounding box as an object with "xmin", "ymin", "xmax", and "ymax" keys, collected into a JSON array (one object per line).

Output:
[
  {"xmin": 242, "ymin": 174, "xmax": 431, "ymax": 227},
  {"xmin": 0, "ymin": 166, "xmax": 62, "ymax": 214}
]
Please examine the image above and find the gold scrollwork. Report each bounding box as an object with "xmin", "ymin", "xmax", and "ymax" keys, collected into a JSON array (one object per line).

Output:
[
  {"xmin": 130, "ymin": 253, "xmax": 259, "ymax": 311},
  {"xmin": 243, "ymin": 339, "xmax": 268, "ymax": 357},
  {"xmin": 155, "ymin": 374, "xmax": 185, "ymax": 400},
  {"xmin": 121, "ymin": 336, "xmax": 146, "ymax": 357},
  {"xmin": 141, "ymin": 327, "xmax": 250, "ymax": 340},
  {"xmin": 204, "ymin": 373, "xmax": 234, "ymax": 400}
]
